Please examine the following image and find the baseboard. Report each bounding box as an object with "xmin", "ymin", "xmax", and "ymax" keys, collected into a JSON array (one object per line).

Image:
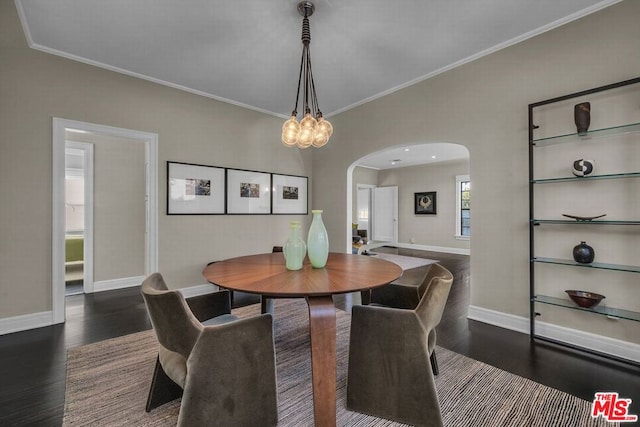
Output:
[
  {"xmin": 467, "ymin": 305, "xmax": 529, "ymax": 333},
  {"xmin": 178, "ymin": 283, "xmax": 218, "ymax": 298},
  {"xmin": 395, "ymin": 242, "xmax": 470, "ymax": 256},
  {"xmin": 535, "ymin": 320, "xmax": 640, "ymax": 363},
  {"xmin": 467, "ymin": 305, "xmax": 640, "ymax": 363},
  {"xmin": 0, "ymin": 311, "xmax": 53, "ymax": 336},
  {"xmin": 93, "ymin": 275, "xmax": 146, "ymax": 293},
  {"xmin": 0, "ymin": 281, "xmax": 218, "ymax": 336}
]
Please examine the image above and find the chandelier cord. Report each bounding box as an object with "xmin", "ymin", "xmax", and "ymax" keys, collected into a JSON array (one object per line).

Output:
[{"xmin": 282, "ymin": 1, "xmax": 333, "ymax": 148}]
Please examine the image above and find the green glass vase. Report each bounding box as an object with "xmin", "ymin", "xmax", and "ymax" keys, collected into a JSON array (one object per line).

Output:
[
  {"xmin": 284, "ymin": 221, "xmax": 306, "ymax": 270},
  {"xmin": 307, "ymin": 210, "xmax": 329, "ymax": 268}
]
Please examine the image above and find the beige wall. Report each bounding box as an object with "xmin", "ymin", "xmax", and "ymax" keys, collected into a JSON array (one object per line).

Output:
[
  {"xmin": 66, "ymin": 132, "xmax": 147, "ymax": 282},
  {"xmin": 1, "ymin": 0, "xmax": 639, "ymax": 345},
  {"xmin": 0, "ymin": 1, "xmax": 312, "ymax": 319},
  {"xmin": 378, "ymin": 159, "xmax": 470, "ymax": 250},
  {"xmin": 312, "ymin": 1, "xmax": 640, "ymax": 342}
]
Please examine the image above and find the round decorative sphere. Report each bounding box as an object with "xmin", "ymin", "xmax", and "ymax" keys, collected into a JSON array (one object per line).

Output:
[
  {"xmin": 572, "ymin": 159, "xmax": 595, "ymax": 177},
  {"xmin": 573, "ymin": 241, "xmax": 595, "ymax": 264}
]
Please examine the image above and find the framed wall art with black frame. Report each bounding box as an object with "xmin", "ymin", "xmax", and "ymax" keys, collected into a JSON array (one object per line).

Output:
[
  {"xmin": 271, "ymin": 173, "xmax": 308, "ymax": 214},
  {"xmin": 167, "ymin": 161, "xmax": 226, "ymax": 214},
  {"xmin": 415, "ymin": 191, "xmax": 437, "ymax": 215},
  {"xmin": 226, "ymin": 168, "xmax": 272, "ymax": 214}
]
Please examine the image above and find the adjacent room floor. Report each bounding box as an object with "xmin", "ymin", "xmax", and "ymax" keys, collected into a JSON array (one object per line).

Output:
[{"xmin": 0, "ymin": 248, "xmax": 638, "ymax": 426}]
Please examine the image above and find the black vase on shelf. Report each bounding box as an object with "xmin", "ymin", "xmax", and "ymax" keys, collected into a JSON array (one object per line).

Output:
[
  {"xmin": 573, "ymin": 241, "xmax": 595, "ymax": 264},
  {"xmin": 574, "ymin": 102, "xmax": 591, "ymax": 136}
]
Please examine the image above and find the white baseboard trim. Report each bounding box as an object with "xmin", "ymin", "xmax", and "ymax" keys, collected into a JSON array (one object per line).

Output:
[
  {"xmin": 467, "ymin": 305, "xmax": 529, "ymax": 333},
  {"xmin": 0, "ymin": 282, "xmax": 219, "ymax": 336},
  {"xmin": 178, "ymin": 283, "xmax": 219, "ymax": 298},
  {"xmin": 93, "ymin": 275, "xmax": 146, "ymax": 293},
  {"xmin": 0, "ymin": 311, "xmax": 53, "ymax": 335},
  {"xmin": 395, "ymin": 242, "xmax": 470, "ymax": 256},
  {"xmin": 535, "ymin": 320, "xmax": 640, "ymax": 363},
  {"xmin": 467, "ymin": 305, "xmax": 640, "ymax": 363}
]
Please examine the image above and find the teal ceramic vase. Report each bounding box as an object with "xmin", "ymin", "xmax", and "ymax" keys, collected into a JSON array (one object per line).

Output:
[
  {"xmin": 284, "ymin": 221, "xmax": 306, "ymax": 270},
  {"xmin": 307, "ymin": 210, "xmax": 329, "ymax": 268}
]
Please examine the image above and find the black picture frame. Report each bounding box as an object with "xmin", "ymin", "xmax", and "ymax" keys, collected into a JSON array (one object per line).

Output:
[
  {"xmin": 415, "ymin": 191, "xmax": 437, "ymax": 215},
  {"xmin": 167, "ymin": 161, "xmax": 226, "ymax": 215},
  {"xmin": 226, "ymin": 168, "xmax": 272, "ymax": 214},
  {"xmin": 271, "ymin": 173, "xmax": 308, "ymax": 214}
]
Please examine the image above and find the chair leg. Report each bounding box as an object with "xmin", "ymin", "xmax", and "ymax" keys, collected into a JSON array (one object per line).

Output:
[
  {"xmin": 360, "ymin": 290, "xmax": 371, "ymax": 305},
  {"xmin": 430, "ymin": 350, "xmax": 439, "ymax": 376},
  {"xmin": 146, "ymin": 355, "xmax": 183, "ymax": 412},
  {"xmin": 261, "ymin": 296, "xmax": 274, "ymax": 314}
]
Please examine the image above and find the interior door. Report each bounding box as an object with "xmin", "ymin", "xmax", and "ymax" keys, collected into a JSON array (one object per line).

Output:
[{"xmin": 372, "ymin": 186, "xmax": 398, "ymax": 244}]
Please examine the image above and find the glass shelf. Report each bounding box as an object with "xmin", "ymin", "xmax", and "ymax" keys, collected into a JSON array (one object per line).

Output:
[
  {"xmin": 533, "ymin": 295, "xmax": 640, "ymax": 322},
  {"xmin": 531, "ymin": 172, "xmax": 640, "ymax": 184},
  {"xmin": 531, "ymin": 219, "xmax": 640, "ymax": 225},
  {"xmin": 532, "ymin": 257, "xmax": 640, "ymax": 273},
  {"xmin": 532, "ymin": 122, "xmax": 640, "ymax": 146}
]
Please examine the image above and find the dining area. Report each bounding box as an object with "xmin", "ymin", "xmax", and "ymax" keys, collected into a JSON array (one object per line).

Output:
[{"xmin": 141, "ymin": 245, "xmax": 453, "ymax": 427}]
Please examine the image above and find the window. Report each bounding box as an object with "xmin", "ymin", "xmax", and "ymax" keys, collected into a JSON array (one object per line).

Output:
[{"xmin": 456, "ymin": 175, "xmax": 470, "ymax": 238}]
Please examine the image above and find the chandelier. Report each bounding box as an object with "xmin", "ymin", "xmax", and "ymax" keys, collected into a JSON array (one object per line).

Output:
[{"xmin": 282, "ymin": 1, "xmax": 333, "ymax": 148}]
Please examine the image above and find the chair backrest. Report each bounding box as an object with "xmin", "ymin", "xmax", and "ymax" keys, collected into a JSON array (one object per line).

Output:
[
  {"xmin": 141, "ymin": 273, "xmax": 203, "ymax": 359},
  {"xmin": 415, "ymin": 264, "xmax": 454, "ymax": 333}
]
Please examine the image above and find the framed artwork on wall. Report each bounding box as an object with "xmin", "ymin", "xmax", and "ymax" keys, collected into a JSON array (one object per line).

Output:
[
  {"xmin": 415, "ymin": 191, "xmax": 437, "ymax": 215},
  {"xmin": 226, "ymin": 168, "xmax": 271, "ymax": 214},
  {"xmin": 271, "ymin": 174, "xmax": 308, "ymax": 214},
  {"xmin": 167, "ymin": 161, "xmax": 225, "ymax": 214}
]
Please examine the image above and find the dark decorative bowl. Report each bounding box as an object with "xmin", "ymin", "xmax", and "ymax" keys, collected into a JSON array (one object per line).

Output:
[{"xmin": 565, "ymin": 290, "xmax": 605, "ymax": 308}]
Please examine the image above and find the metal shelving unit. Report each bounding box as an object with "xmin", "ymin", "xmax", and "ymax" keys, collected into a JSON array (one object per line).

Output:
[{"xmin": 528, "ymin": 76, "xmax": 640, "ymax": 366}]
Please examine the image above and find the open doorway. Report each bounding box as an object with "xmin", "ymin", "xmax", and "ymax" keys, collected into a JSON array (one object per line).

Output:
[
  {"xmin": 52, "ymin": 118, "xmax": 158, "ymax": 324},
  {"xmin": 64, "ymin": 143, "xmax": 92, "ymax": 296},
  {"xmin": 347, "ymin": 142, "xmax": 470, "ymax": 256}
]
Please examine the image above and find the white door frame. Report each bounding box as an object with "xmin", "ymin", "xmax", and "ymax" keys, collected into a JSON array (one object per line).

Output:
[
  {"xmin": 65, "ymin": 142, "xmax": 95, "ymax": 293},
  {"xmin": 52, "ymin": 118, "xmax": 158, "ymax": 324}
]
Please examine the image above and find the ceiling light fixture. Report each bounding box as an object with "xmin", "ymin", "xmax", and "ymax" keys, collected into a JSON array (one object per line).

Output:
[{"xmin": 282, "ymin": 1, "xmax": 333, "ymax": 149}]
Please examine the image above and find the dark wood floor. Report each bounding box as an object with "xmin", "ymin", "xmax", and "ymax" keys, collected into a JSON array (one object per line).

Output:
[{"xmin": 1, "ymin": 249, "xmax": 638, "ymax": 426}]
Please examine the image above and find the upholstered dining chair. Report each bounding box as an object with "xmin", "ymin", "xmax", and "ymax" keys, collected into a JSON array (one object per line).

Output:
[
  {"xmin": 346, "ymin": 263, "xmax": 453, "ymax": 426},
  {"xmin": 365, "ymin": 263, "xmax": 447, "ymax": 374},
  {"xmin": 141, "ymin": 273, "xmax": 278, "ymax": 427}
]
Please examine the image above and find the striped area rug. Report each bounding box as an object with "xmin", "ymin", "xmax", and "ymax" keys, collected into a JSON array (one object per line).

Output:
[{"xmin": 63, "ymin": 298, "xmax": 614, "ymax": 426}]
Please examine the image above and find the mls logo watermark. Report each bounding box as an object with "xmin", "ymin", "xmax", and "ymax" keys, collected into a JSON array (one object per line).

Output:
[{"xmin": 591, "ymin": 392, "xmax": 638, "ymax": 423}]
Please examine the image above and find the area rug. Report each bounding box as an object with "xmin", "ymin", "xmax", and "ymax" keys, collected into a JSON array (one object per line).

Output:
[
  {"xmin": 63, "ymin": 299, "xmax": 612, "ymax": 427},
  {"xmin": 369, "ymin": 253, "xmax": 438, "ymax": 271}
]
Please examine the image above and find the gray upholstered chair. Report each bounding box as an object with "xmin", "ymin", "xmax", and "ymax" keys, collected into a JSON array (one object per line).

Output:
[
  {"xmin": 141, "ymin": 273, "xmax": 278, "ymax": 427},
  {"xmin": 346, "ymin": 263, "xmax": 453, "ymax": 426},
  {"xmin": 365, "ymin": 263, "xmax": 446, "ymax": 374}
]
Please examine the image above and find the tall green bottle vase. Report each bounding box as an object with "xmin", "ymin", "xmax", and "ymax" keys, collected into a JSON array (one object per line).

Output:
[{"xmin": 307, "ymin": 210, "xmax": 329, "ymax": 268}]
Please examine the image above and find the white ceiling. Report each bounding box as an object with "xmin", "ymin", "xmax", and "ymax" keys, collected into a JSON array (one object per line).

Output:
[
  {"xmin": 17, "ymin": 0, "xmax": 619, "ymax": 120},
  {"xmin": 357, "ymin": 143, "xmax": 469, "ymax": 170}
]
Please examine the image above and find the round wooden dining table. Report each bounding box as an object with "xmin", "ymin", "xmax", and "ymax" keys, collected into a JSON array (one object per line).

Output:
[{"xmin": 202, "ymin": 252, "xmax": 402, "ymax": 427}]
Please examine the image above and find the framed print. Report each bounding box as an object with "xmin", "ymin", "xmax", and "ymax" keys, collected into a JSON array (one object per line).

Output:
[
  {"xmin": 226, "ymin": 168, "xmax": 271, "ymax": 214},
  {"xmin": 415, "ymin": 191, "xmax": 437, "ymax": 215},
  {"xmin": 167, "ymin": 161, "xmax": 225, "ymax": 214},
  {"xmin": 271, "ymin": 174, "xmax": 308, "ymax": 214}
]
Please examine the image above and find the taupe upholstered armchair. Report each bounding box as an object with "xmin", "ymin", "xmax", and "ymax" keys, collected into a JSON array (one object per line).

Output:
[
  {"xmin": 141, "ymin": 273, "xmax": 278, "ymax": 427},
  {"xmin": 347, "ymin": 264, "xmax": 453, "ymax": 426},
  {"xmin": 367, "ymin": 263, "xmax": 449, "ymax": 374}
]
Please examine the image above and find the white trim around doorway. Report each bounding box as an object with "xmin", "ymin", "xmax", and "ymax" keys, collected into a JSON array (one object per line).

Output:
[{"xmin": 52, "ymin": 118, "xmax": 158, "ymax": 325}]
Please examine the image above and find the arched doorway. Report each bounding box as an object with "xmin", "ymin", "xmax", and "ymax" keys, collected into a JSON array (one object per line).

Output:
[{"xmin": 346, "ymin": 142, "xmax": 471, "ymax": 256}]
